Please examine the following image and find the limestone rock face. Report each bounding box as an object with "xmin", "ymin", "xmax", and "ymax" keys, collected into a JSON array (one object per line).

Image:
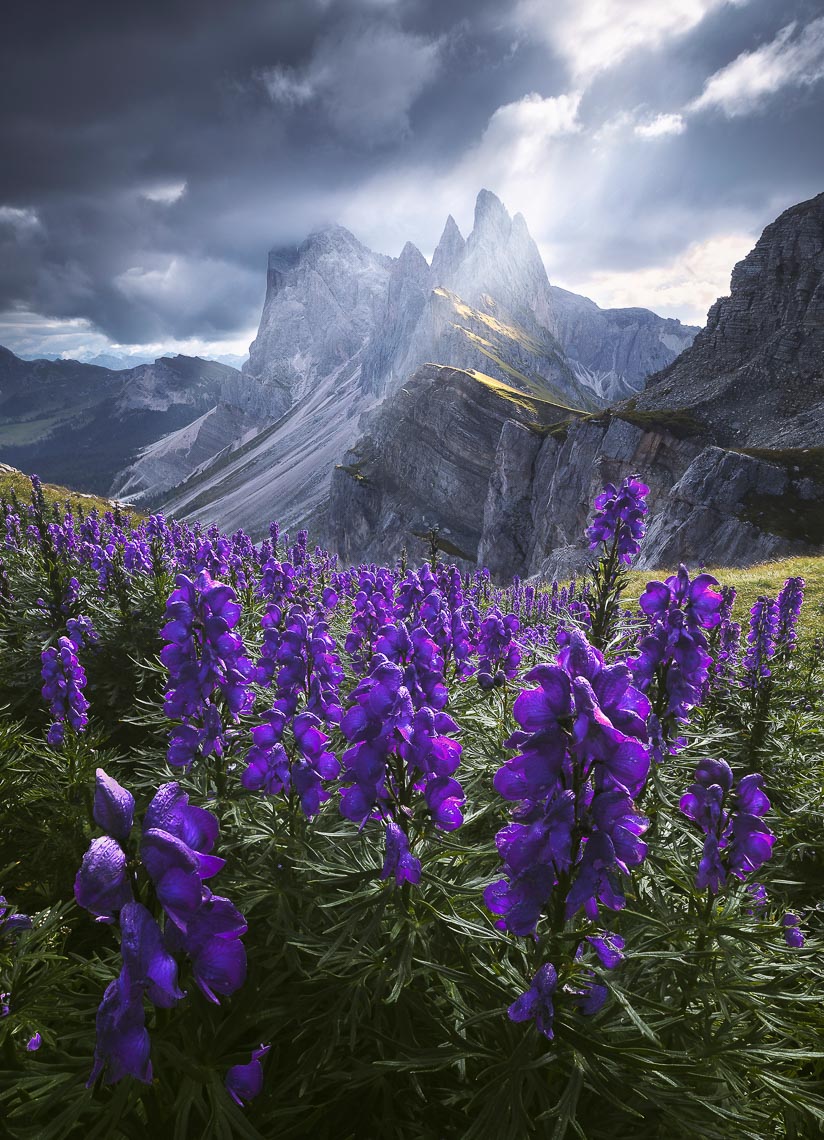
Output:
[
  {"xmin": 246, "ymin": 224, "xmax": 393, "ymax": 407},
  {"xmin": 635, "ymin": 191, "xmax": 824, "ymax": 449},
  {"xmin": 327, "ymin": 363, "xmax": 580, "ymax": 566},
  {"xmin": 429, "ymin": 215, "xmax": 466, "ymax": 286},
  {"xmin": 110, "ymin": 402, "xmax": 263, "ymax": 502},
  {"xmin": 476, "ymin": 412, "xmax": 821, "ymax": 582},
  {"xmin": 360, "ymin": 241, "xmax": 431, "ymax": 396}
]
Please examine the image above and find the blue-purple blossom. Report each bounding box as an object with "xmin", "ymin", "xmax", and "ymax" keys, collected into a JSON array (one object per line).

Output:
[
  {"xmin": 486, "ymin": 630, "xmax": 650, "ymax": 936},
  {"xmin": 119, "ymin": 902, "xmax": 184, "ymax": 1009},
  {"xmin": 781, "ymin": 913, "xmax": 805, "ymax": 948},
  {"xmin": 74, "ymin": 836, "xmax": 133, "ymax": 922},
  {"xmin": 77, "ymin": 772, "xmax": 247, "ymax": 1084},
  {"xmin": 94, "ymin": 768, "xmax": 135, "ymax": 844},
  {"xmin": 339, "ymin": 650, "xmax": 463, "ymax": 885},
  {"xmin": 0, "ymin": 897, "xmax": 32, "ymax": 941},
  {"xmin": 586, "ymin": 475, "xmax": 649, "ymax": 564},
  {"xmin": 380, "ymin": 822, "xmax": 421, "ymax": 885},
  {"xmin": 226, "ymin": 1044, "xmax": 271, "ymax": 1108},
  {"xmin": 632, "ymin": 566, "xmax": 722, "ymax": 729},
  {"xmin": 88, "ymin": 973, "xmax": 152, "ymax": 1086},
  {"xmin": 742, "ymin": 596, "xmax": 779, "ymax": 689},
  {"xmin": 507, "ymin": 962, "xmax": 558, "ymax": 1040},
  {"xmin": 476, "ymin": 608, "xmax": 521, "ymax": 690},
  {"xmin": 161, "ymin": 571, "xmax": 255, "ymax": 768},
  {"xmin": 41, "ymin": 635, "xmax": 89, "ymax": 743},
  {"xmin": 776, "ymin": 577, "xmax": 805, "ymax": 658},
  {"xmin": 680, "ymin": 759, "xmax": 775, "ymax": 892}
]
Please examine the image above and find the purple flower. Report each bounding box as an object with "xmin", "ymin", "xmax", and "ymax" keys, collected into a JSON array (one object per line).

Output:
[
  {"xmin": 26, "ymin": 1033, "xmax": 42, "ymax": 1052},
  {"xmin": 586, "ymin": 475, "xmax": 649, "ymax": 564},
  {"xmin": 632, "ymin": 566, "xmax": 721, "ymax": 728},
  {"xmin": 745, "ymin": 882, "xmax": 768, "ymax": 914},
  {"xmin": 140, "ymin": 829, "xmax": 207, "ymax": 932},
  {"xmin": 776, "ymin": 577, "xmax": 804, "ymax": 657},
  {"xmin": 167, "ymin": 890, "xmax": 248, "ymax": 1004},
  {"xmin": 78, "ymin": 771, "xmax": 247, "ymax": 1085},
  {"xmin": 119, "ymin": 903, "xmax": 184, "ymax": 1009},
  {"xmin": 680, "ymin": 760, "xmax": 774, "ymax": 893},
  {"xmin": 476, "ymin": 608, "xmax": 521, "ymax": 690},
  {"xmin": 143, "ymin": 782, "xmax": 223, "ymax": 877},
  {"xmin": 41, "ymin": 635, "xmax": 89, "ymax": 743},
  {"xmin": 742, "ymin": 596, "xmax": 779, "ymax": 689},
  {"xmin": 781, "ymin": 913, "xmax": 805, "ymax": 948},
  {"xmin": 87, "ymin": 973, "xmax": 152, "ymax": 1086},
  {"xmin": 74, "ymin": 836, "xmax": 133, "ymax": 922},
  {"xmin": 488, "ymin": 630, "xmax": 650, "ymax": 936},
  {"xmin": 161, "ymin": 571, "xmax": 255, "ymax": 769},
  {"xmin": 379, "ymin": 822, "xmax": 422, "ymax": 886},
  {"xmin": 586, "ymin": 931, "xmax": 625, "ymax": 970},
  {"xmin": 94, "ymin": 769, "xmax": 135, "ymax": 844},
  {"xmin": 0, "ymin": 897, "xmax": 32, "ymax": 941},
  {"xmin": 226, "ymin": 1044, "xmax": 270, "ymax": 1108},
  {"xmin": 569, "ymin": 977, "xmax": 608, "ymax": 1016},
  {"xmin": 507, "ymin": 963, "xmax": 558, "ymax": 1040}
]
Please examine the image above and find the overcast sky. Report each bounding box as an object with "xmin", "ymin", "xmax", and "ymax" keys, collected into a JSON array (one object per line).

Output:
[{"xmin": 2, "ymin": 0, "xmax": 823, "ymax": 361}]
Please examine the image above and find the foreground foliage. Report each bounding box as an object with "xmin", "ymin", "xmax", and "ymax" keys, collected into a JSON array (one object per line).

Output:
[{"xmin": 0, "ymin": 475, "xmax": 822, "ymax": 1139}]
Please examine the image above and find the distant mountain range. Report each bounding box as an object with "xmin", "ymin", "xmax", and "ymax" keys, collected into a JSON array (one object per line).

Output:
[
  {"xmin": 0, "ymin": 351, "xmax": 260, "ymax": 494},
  {"xmin": 17, "ymin": 350, "xmax": 249, "ymax": 371}
]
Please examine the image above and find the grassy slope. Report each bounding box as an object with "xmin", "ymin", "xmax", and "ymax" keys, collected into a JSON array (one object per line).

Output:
[
  {"xmin": 0, "ymin": 468, "xmax": 135, "ymax": 518},
  {"xmin": 626, "ymin": 555, "xmax": 824, "ymax": 642}
]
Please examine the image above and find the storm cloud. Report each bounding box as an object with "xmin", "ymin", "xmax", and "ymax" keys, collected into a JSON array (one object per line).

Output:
[{"xmin": 1, "ymin": 0, "xmax": 823, "ymax": 358}]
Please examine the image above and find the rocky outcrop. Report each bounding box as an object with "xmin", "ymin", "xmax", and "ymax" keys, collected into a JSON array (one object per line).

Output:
[
  {"xmin": 479, "ymin": 413, "xmax": 821, "ymax": 580},
  {"xmin": 328, "ymin": 363, "xmax": 581, "ymax": 566},
  {"xmin": 360, "ymin": 242, "xmax": 431, "ymax": 396},
  {"xmin": 246, "ymin": 225, "xmax": 393, "ymax": 408},
  {"xmin": 634, "ymin": 191, "xmax": 824, "ymax": 449},
  {"xmin": 159, "ymin": 189, "xmax": 692, "ymax": 537},
  {"xmin": 111, "ymin": 402, "xmax": 263, "ymax": 502}
]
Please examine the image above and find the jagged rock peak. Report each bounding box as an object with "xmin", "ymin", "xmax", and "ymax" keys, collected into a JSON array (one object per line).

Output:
[
  {"xmin": 298, "ymin": 222, "xmax": 373, "ymax": 258},
  {"xmin": 430, "ymin": 214, "xmax": 466, "ymax": 287},
  {"xmin": 471, "ymin": 188, "xmax": 512, "ymax": 242},
  {"xmin": 396, "ymin": 241, "xmax": 429, "ymax": 274}
]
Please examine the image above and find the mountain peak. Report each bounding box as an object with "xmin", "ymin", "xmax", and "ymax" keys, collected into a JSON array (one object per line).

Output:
[
  {"xmin": 635, "ymin": 189, "xmax": 824, "ymax": 448},
  {"xmin": 472, "ymin": 189, "xmax": 511, "ymax": 240},
  {"xmin": 430, "ymin": 214, "xmax": 466, "ymax": 287},
  {"xmin": 300, "ymin": 223, "xmax": 365, "ymax": 255},
  {"xmin": 397, "ymin": 241, "xmax": 429, "ymax": 272}
]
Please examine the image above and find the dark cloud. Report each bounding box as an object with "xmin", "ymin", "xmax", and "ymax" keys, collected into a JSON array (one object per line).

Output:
[{"xmin": 0, "ymin": 0, "xmax": 822, "ymax": 353}]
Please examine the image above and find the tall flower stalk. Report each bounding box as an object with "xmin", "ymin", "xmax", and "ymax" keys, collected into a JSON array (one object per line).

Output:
[
  {"xmin": 485, "ymin": 630, "xmax": 650, "ymax": 1039},
  {"xmin": 586, "ymin": 475, "xmax": 649, "ymax": 649}
]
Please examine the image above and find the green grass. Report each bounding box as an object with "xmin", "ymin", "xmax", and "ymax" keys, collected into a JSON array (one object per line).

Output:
[{"xmin": 626, "ymin": 555, "xmax": 824, "ymax": 643}]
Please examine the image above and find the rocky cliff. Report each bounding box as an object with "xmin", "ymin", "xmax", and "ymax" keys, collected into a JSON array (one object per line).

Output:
[
  {"xmin": 328, "ymin": 363, "xmax": 581, "ymax": 566},
  {"xmin": 633, "ymin": 191, "xmax": 824, "ymax": 449}
]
